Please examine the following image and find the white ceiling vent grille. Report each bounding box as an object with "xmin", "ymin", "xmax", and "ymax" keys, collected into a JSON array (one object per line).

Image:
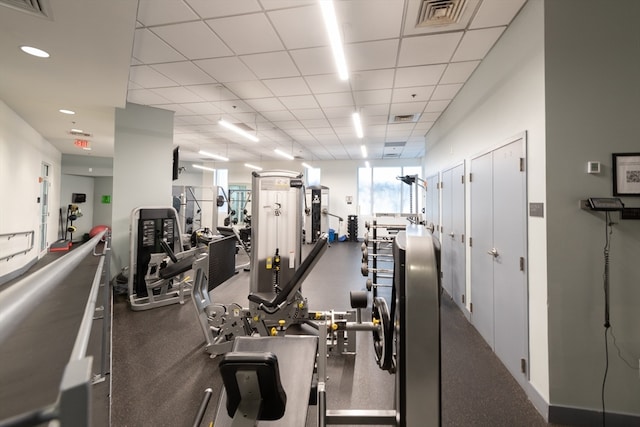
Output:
[
  {"xmin": 0, "ymin": 0, "xmax": 51, "ymax": 19},
  {"xmin": 69, "ymin": 130, "xmax": 92, "ymax": 138},
  {"xmin": 416, "ymin": 0, "xmax": 466, "ymax": 27},
  {"xmin": 384, "ymin": 141, "xmax": 406, "ymax": 148},
  {"xmin": 389, "ymin": 114, "xmax": 420, "ymax": 124}
]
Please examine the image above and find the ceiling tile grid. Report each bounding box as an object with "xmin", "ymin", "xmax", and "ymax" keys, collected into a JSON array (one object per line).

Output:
[{"xmin": 124, "ymin": 0, "xmax": 527, "ymax": 163}]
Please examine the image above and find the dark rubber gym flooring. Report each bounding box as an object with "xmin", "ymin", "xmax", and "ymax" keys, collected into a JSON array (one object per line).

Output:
[{"xmin": 0, "ymin": 240, "xmax": 563, "ymax": 426}]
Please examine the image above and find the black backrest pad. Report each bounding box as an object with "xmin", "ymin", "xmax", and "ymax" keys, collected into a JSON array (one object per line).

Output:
[{"xmin": 219, "ymin": 351, "xmax": 287, "ymax": 421}]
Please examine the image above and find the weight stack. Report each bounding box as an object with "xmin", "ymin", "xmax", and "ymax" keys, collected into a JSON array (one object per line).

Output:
[{"xmin": 348, "ymin": 215, "xmax": 358, "ymax": 242}]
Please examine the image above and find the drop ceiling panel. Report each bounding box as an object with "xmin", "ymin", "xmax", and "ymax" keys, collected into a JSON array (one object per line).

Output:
[
  {"xmin": 241, "ymin": 51, "xmax": 300, "ymax": 79},
  {"xmin": 432, "ymin": 84, "xmax": 463, "ymax": 100},
  {"xmin": 300, "ymin": 118, "xmax": 331, "ymax": 128},
  {"xmin": 354, "ymin": 89, "xmax": 392, "ymax": 106},
  {"xmin": 262, "ymin": 110, "xmax": 296, "ymax": 121},
  {"xmin": 245, "ymin": 97, "xmax": 287, "ymax": 112},
  {"xmin": 272, "ymin": 120, "xmax": 304, "ymax": 130},
  {"xmin": 225, "ymin": 80, "xmax": 274, "ymax": 99},
  {"xmin": 136, "ymin": 0, "xmax": 198, "ymax": 26},
  {"xmin": 263, "ymin": 77, "xmax": 311, "ymax": 96},
  {"xmin": 323, "ymin": 106, "xmax": 355, "ymax": 119},
  {"xmin": 397, "ymin": 32, "xmax": 463, "ymax": 67},
  {"xmin": 132, "ymin": 28, "xmax": 186, "ymax": 64},
  {"xmin": 389, "ymin": 101, "xmax": 427, "ymax": 116},
  {"xmin": 268, "ymin": 4, "xmax": 325, "ymax": 49},
  {"xmin": 207, "ymin": 14, "xmax": 284, "ymax": 55},
  {"xmin": 345, "ymin": 39, "xmax": 399, "ymax": 71},
  {"xmin": 391, "ymin": 86, "xmax": 435, "ymax": 103},
  {"xmin": 394, "ymin": 65, "xmax": 447, "ymax": 88},
  {"xmin": 338, "ymin": 0, "xmax": 404, "ymax": 43},
  {"xmin": 280, "ymin": 95, "xmax": 319, "ymax": 110},
  {"xmin": 361, "ymin": 104, "xmax": 390, "ymax": 116},
  {"xmin": 451, "ymin": 27, "xmax": 505, "ymax": 62},
  {"xmin": 290, "ymin": 47, "xmax": 337, "ymax": 76},
  {"xmin": 291, "ymin": 108, "xmax": 325, "ymax": 120},
  {"xmin": 152, "ymin": 87, "xmax": 206, "ymax": 103},
  {"xmin": 304, "ymin": 74, "xmax": 351, "ymax": 94},
  {"xmin": 469, "ymin": 0, "xmax": 527, "ymax": 29},
  {"xmin": 130, "ymin": 65, "xmax": 178, "ymax": 88},
  {"xmin": 187, "ymin": 0, "xmax": 262, "ymax": 18},
  {"xmin": 425, "ymin": 99, "xmax": 451, "ymax": 113},
  {"xmin": 315, "ymin": 92, "xmax": 354, "ymax": 109},
  {"xmin": 181, "ymin": 102, "xmax": 222, "ymax": 115},
  {"xmin": 152, "ymin": 61, "xmax": 217, "ymax": 86},
  {"xmin": 194, "ymin": 57, "xmax": 256, "ymax": 83},
  {"xmin": 351, "ymin": 69, "xmax": 396, "ymax": 91},
  {"xmin": 440, "ymin": 60, "xmax": 480, "ymax": 84},
  {"xmin": 185, "ymin": 84, "xmax": 238, "ymax": 102},
  {"xmin": 152, "ymin": 22, "xmax": 232, "ymax": 59},
  {"xmin": 127, "ymin": 89, "xmax": 172, "ymax": 105}
]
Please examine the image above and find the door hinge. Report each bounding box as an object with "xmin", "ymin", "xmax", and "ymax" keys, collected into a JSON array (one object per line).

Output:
[
  {"xmin": 521, "ymin": 358, "xmax": 527, "ymax": 374},
  {"xmin": 520, "ymin": 157, "xmax": 525, "ymax": 172},
  {"xmin": 440, "ymin": 181, "xmax": 444, "ymax": 189},
  {"xmin": 461, "ymin": 175, "xmax": 465, "ymax": 184},
  {"xmin": 519, "ymin": 257, "xmax": 525, "ymax": 272},
  {"xmin": 469, "ymin": 173, "xmax": 473, "ymax": 182},
  {"xmin": 461, "ymin": 234, "xmax": 465, "ymax": 244},
  {"xmin": 441, "ymin": 226, "xmax": 444, "ymax": 234},
  {"xmin": 469, "ymin": 237, "xmax": 473, "ymax": 247},
  {"xmin": 470, "ymin": 302, "xmax": 473, "ymax": 313},
  {"xmin": 461, "ymin": 294, "xmax": 465, "ymax": 304}
]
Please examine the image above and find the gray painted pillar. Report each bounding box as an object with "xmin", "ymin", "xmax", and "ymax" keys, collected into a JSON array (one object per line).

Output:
[{"xmin": 111, "ymin": 103, "xmax": 174, "ymax": 277}]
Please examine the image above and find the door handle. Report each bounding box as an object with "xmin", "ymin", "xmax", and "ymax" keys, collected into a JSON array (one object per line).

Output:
[
  {"xmin": 449, "ymin": 232, "xmax": 455, "ymax": 238},
  {"xmin": 487, "ymin": 248, "xmax": 498, "ymax": 257}
]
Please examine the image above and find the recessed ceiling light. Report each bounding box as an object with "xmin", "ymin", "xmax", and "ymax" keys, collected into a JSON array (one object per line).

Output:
[
  {"xmin": 198, "ymin": 150, "xmax": 229, "ymax": 162},
  {"xmin": 274, "ymin": 148, "xmax": 294, "ymax": 160},
  {"xmin": 244, "ymin": 163, "xmax": 263, "ymax": 171},
  {"xmin": 71, "ymin": 128, "xmax": 84, "ymax": 133},
  {"xmin": 20, "ymin": 46, "xmax": 50, "ymax": 58},
  {"xmin": 59, "ymin": 109, "xmax": 75, "ymax": 115},
  {"xmin": 192, "ymin": 164, "xmax": 216, "ymax": 172}
]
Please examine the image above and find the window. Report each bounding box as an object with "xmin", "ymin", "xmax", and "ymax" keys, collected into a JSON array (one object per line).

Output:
[{"xmin": 358, "ymin": 166, "xmax": 423, "ymax": 215}]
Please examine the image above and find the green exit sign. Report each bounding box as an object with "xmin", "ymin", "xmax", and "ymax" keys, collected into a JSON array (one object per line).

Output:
[{"xmin": 101, "ymin": 195, "xmax": 111, "ymax": 204}]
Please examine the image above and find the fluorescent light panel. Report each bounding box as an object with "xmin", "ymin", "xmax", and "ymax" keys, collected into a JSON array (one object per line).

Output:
[
  {"xmin": 352, "ymin": 112, "xmax": 363, "ymax": 138},
  {"xmin": 59, "ymin": 109, "xmax": 75, "ymax": 115},
  {"xmin": 361, "ymin": 145, "xmax": 367, "ymax": 158},
  {"xmin": 274, "ymin": 148, "xmax": 294, "ymax": 160},
  {"xmin": 301, "ymin": 162, "xmax": 313, "ymax": 169},
  {"xmin": 219, "ymin": 119, "xmax": 259, "ymax": 142},
  {"xmin": 192, "ymin": 164, "xmax": 216, "ymax": 172},
  {"xmin": 198, "ymin": 150, "xmax": 229, "ymax": 162},
  {"xmin": 319, "ymin": 0, "xmax": 349, "ymax": 81},
  {"xmin": 244, "ymin": 163, "xmax": 263, "ymax": 171}
]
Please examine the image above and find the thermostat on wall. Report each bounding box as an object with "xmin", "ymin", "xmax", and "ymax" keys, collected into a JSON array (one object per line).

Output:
[{"xmin": 587, "ymin": 161, "xmax": 600, "ymax": 174}]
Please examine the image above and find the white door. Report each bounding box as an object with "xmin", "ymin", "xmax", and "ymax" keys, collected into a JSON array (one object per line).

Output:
[
  {"xmin": 441, "ymin": 168, "xmax": 454, "ymax": 298},
  {"xmin": 451, "ymin": 163, "xmax": 466, "ymax": 311},
  {"xmin": 470, "ymin": 137, "xmax": 528, "ymax": 383},
  {"xmin": 425, "ymin": 174, "xmax": 439, "ymax": 233},
  {"xmin": 40, "ymin": 163, "xmax": 50, "ymax": 254}
]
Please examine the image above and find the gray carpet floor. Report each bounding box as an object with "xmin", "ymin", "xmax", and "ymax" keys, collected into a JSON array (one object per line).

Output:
[{"xmin": 0, "ymin": 239, "xmax": 561, "ymax": 426}]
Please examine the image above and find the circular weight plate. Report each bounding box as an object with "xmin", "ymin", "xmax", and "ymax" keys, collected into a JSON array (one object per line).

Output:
[
  {"xmin": 350, "ymin": 290, "xmax": 368, "ymax": 309},
  {"xmin": 366, "ymin": 278, "xmax": 372, "ymax": 291},
  {"xmin": 371, "ymin": 296, "xmax": 393, "ymax": 371},
  {"xmin": 361, "ymin": 262, "xmax": 369, "ymax": 276}
]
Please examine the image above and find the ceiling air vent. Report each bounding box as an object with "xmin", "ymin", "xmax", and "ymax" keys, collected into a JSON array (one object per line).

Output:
[
  {"xmin": 389, "ymin": 114, "xmax": 420, "ymax": 124},
  {"xmin": 383, "ymin": 153, "xmax": 400, "ymax": 158},
  {"xmin": 416, "ymin": 0, "xmax": 467, "ymax": 27},
  {"xmin": 69, "ymin": 130, "xmax": 93, "ymax": 138},
  {"xmin": 384, "ymin": 141, "xmax": 406, "ymax": 148},
  {"xmin": 0, "ymin": 0, "xmax": 51, "ymax": 18}
]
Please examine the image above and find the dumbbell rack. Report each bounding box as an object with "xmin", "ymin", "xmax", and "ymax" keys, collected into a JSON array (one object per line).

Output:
[{"xmin": 361, "ymin": 220, "xmax": 400, "ymax": 298}]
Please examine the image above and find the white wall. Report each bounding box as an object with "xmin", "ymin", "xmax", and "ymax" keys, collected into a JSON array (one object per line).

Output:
[
  {"xmin": 0, "ymin": 100, "xmax": 61, "ymax": 284},
  {"xmin": 544, "ymin": 0, "xmax": 640, "ymax": 416},
  {"xmin": 423, "ymin": 0, "xmax": 549, "ymax": 403},
  {"xmin": 93, "ymin": 176, "xmax": 113, "ymax": 227}
]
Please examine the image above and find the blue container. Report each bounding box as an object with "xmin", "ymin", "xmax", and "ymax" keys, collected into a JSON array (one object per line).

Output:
[{"xmin": 328, "ymin": 228, "xmax": 335, "ymax": 242}]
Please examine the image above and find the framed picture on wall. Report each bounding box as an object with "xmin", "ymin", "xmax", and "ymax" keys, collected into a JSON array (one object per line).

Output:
[{"xmin": 613, "ymin": 152, "xmax": 640, "ymax": 196}]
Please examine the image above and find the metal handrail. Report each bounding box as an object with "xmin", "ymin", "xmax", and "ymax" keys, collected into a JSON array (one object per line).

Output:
[
  {"xmin": 0, "ymin": 229, "xmax": 111, "ymax": 427},
  {"xmin": 0, "ymin": 229, "xmax": 107, "ymax": 344},
  {"xmin": 0, "ymin": 230, "xmax": 35, "ymax": 262}
]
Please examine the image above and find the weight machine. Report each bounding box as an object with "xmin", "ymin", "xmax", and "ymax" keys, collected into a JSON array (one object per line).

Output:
[{"xmin": 128, "ymin": 207, "xmax": 205, "ymax": 311}]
